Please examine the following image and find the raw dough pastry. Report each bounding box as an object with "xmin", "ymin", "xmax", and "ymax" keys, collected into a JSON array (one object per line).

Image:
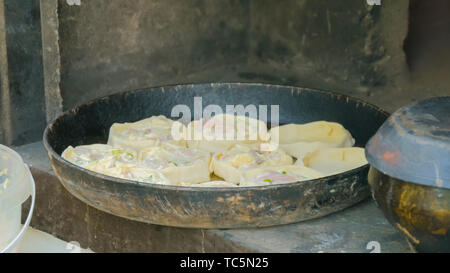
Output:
[
  {"xmin": 186, "ymin": 113, "xmax": 270, "ymax": 153},
  {"xmin": 62, "ymin": 144, "xmax": 138, "ymax": 170},
  {"xmin": 108, "ymin": 115, "xmax": 186, "ymax": 155},
  {"xmin": 301, "ymin": 147, "xmax": 367, "ymax": 175},
  {"xmin": 103, "ymin": 166, "xmax": 171, "ymax": 185},
  {"xmin": 240, "ymin": 165, "xmax": 324, "ymax": 187},
  {"xmin": 140, "ymin": 143, "xmax": 212, "ymax": 185},
  {"xmin": 62, "ymin": 116, "xmax": 362, "ymax": 187},
  {"xmin": 211, "ymin": 144, "xmax": 294, "ymax": 184},
  {"xmin": 270, "ymin": 121, "xmax": 355, "ymax": 159},
  {"xmin": 62, "ymin": 144, "xmax": 171, "ymax": 184}
]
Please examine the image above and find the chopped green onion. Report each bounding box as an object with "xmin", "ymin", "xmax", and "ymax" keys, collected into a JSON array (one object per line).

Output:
[
  {"xmin": 281, "ymin": 171, "xmax": 287, "ymax": 175},
  {"xmin": 126, "ymin": 152, "xmax": 134, "ymax": 159},
  {"xmin": 168, "ymin": 161, "xmax": 178, "ymax": 166},
  {"xmin": 112, "ymin": 150, "xmax": 122, "ymax": 155},
  {"xmin": 264, "ymin": 179, "xmax": 273, "ymax": 184}
]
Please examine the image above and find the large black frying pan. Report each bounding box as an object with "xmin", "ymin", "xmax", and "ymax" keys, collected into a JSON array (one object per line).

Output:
[{"xmin": 44, "ymin": 83, "xmax": 388, "ymax": 228}]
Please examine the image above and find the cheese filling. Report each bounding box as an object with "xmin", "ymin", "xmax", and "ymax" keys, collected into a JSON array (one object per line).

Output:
[
  {"xmin": 211, "ymin": 144, "xmax": 294, "ymax": 184},
  {"xmin": 140, "ymin": 143, "xmax": 212, "ymax": 185},
  {"xmin": 62, "ymin": 144, "xmax": 172, "ymax": 184},
  {"xmin": 240, "ymin": 165, "xmax": 324, "ymax": 187}
]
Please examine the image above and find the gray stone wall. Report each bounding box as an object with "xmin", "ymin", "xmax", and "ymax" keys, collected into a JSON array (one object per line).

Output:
[
  {"xmin": 1, "ymin": 0, "xmax": 449, "ymax": 145},
  {"xmin": 247, "ymin": 0, "xmax": 409, "ymax": 94},
  {"xmin": 0, "ymin": 0, "xmax": 46, "ymax": 145},
  {"xmin": 55, "ymin": 0, "xmax": 409, "ymax": 112},
  {"xmin": 57, "ymin": 0, "xmax": 251, "ymax": 110}
]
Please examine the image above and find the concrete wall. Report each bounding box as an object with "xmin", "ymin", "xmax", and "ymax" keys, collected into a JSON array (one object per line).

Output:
[
  {"xmin": 57, "ymin": 0, "xmax": 251, "ymax": 111},
  {"xmin": 247, "ymin": 0, "xmax": 409, "ymax": 94},
  {"xmin": 1, "ymin": 0, "xmax": 449, "ymax": 145},
  {"xmin": 0, "ymin": 0, "xmax": 46, "ymax": 146},
  {"xmin": 52, "ymin": 0, "xmax": 410, "ymax": 113}
]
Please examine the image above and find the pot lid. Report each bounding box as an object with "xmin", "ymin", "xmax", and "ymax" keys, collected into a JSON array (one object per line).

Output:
[{"xmin": 365, "ymin": 96, "xmax": 450, "ymax": 189}]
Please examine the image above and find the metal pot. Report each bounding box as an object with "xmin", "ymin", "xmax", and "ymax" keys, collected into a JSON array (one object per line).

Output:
[{"xmin": 366, "ymin": 96, "xmax": 450, "ymax": 252}]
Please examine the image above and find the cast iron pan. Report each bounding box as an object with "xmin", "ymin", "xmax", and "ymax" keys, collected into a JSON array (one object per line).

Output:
[{"xmin": 43, "ymin": 83, "xmax": 388, "ymax": 228}]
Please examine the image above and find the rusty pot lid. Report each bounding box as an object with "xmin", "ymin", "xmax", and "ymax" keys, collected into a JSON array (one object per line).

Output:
[{"xmin": 366, "ymin": 96, "xmax": 450, "ymax": 189}]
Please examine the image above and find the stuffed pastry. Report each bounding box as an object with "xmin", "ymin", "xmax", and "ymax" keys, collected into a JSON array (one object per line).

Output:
[
  {"xmin": 301, "ymin": 147, "xmax": 367, "ymax": 175},
  {"xmin": 270, "ymin": 121, "xmax": 355, "ymax": 159},
  {"xmin": 140, "ymin": 143, "xmax": 212, "ymax": 185},
  {"xmin": 62, "ymin": 144, "xmax": 172, "ymax": 184},
  {"xmin": 211, "ymin": 144, "xmax": 293, "ymax": 184},
  {"xmin": 107, "ymin": 115, "xmax": 187, "ymax": 155},
  {"xmin": 239, "ymin": 165, "xmax": 324, "ymax": 187},
  {"xmin": 186, "ymin": 113, "xmax": 270, "ymax": 153}
]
